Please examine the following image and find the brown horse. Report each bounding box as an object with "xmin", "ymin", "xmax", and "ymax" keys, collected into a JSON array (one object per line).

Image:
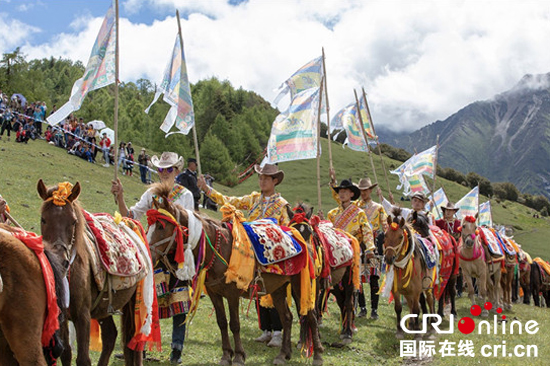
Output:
[
  {"xmin": 146, "ymin": 184, "xmax": 323, "ymax": 366},
  {"xmin": 0, "ymin": 224, "xmax": 66, "ymax": 366},
  {"xmin": 500, "ymin": 252, "xmax": 517, "ymax": 311},
  {"xmin": 530, "ymin": 261, "xmax": 550, "ymax": 307},
  {"xmin": 287, "ymin": 204, "xmax": 357, "ymax": 345},
  {"xmin": 383, "ymin": 209, "xmax": 435, "ymax": 339},
  {"xmin": 516, "ymin": 250, "xmax": 531, "ymax": 304},
  {"xmin": 37, "ymin": 180, "xmax": 142, "ymax": 366}
]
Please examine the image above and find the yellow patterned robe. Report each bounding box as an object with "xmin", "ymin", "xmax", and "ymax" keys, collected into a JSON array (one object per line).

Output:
[
  {"xmin": 327, "ymin": 203, "xmax": 375, "ymax": 253},
  {"xmin": 330, "ymin": 189, "xmax": 387, "ymax": 232},
  {"xmin": 205, "ymin": 187, "xmax": 290, "ymax": 225}
]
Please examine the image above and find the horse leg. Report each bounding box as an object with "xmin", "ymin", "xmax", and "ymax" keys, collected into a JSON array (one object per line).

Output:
[
  {"xmin": 394, "ymin": 290, "xmax": 404, "ymax": 339},
  {"xmin": 425, "ymin": 290, "xmax": 436, "ymax": 339},
  {"xmin": 0, "ymin": 334, "xmax": 19, "ymax": 366},
  {"xmin": 448, "ymin": 275, "xmax": 457, "ymax": 316},
  {"xmin": 227, "ymin": 293, "xmax": 246, "ymax": 366},
  {"xmin": 331, "ymin": 287, "xmax": 346, "ymax": 339},
  {"xmin": 419, "ymin": 293, "xmax": 427, "ymax": 315},
  {"xmin": 406, "ymin": 294, "xmax": 422, "ymax": 341},
  {"xmin": 272, "ymin": 285, "xmax": 293, "ymax": 365},
  {"xmin": 208, "ymin": 291, "xmax": 234, "ymax": 366},
  {"xmin": 463, "ymin": 272, "xmax": 476, "ymax": 306},
  {"xmin": 73, "ymin": 311, "xmax": 92, "ymax": 366},
  {"xmin": 341, "ymin": 271, "xmax": 355, "ymax": 345},
  {"xmin": 59, "ymin": 319, "xmax": 72, "ymax": 366},
  {"xmin": 97, "ymin": 316, "xmax": 117, "ymax": 366},
  {"xmin": 0, "ymin": 318, "xmax": 47, "ymax": 366}
]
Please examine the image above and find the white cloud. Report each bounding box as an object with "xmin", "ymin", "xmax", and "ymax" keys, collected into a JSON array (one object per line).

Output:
[
  {"xmin": 0, "ymin": 13, "xmax": 41, "ymax": 54},
  {"xmin": 14, "ymin": 0, "xmax": 550, "ymax": 132}
]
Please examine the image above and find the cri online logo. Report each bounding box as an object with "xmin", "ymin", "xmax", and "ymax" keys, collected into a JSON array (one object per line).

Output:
[{"xmin": 401, "ymin": 301, "xmax": 539, "ymax": 335}]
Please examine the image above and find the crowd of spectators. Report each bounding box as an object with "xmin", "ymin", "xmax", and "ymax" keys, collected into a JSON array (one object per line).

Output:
[{"xmin": 0, "ymin": 90, "xmax": 153, "ymax": 183}]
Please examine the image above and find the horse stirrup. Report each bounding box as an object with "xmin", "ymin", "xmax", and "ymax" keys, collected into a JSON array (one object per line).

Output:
[{"xmin": 252, "ymin": 273, "xmax": 267, "ymax": 297}]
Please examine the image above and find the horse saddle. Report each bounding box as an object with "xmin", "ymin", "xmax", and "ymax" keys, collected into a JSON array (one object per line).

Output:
[
  {"xmin": 82, "ymin": 211, "xmax": 148, "ymax": 291},
  {"xmin": 415, "ymin": 233, "xmax": 439, "ymax": 270},
  {"xmin": 316, "ymin": 221, "xmax": 354, "ymax": 269},
  {"xmin": 242, "ymin": 218, "xmax": 303, "ymax": 266},
  {"xmin": 479, "ymin": 227, "xmax": 504, "ymax": 257}
]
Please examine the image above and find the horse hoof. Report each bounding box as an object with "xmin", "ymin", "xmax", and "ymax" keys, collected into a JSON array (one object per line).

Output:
[
  {"xmin": 312, "ymin": 358, "xmax": 324, "ymax": 366},
  {"xmin": 481, "ymin": 310, "xmax": 489, "ymax": 318},
  {"xmin": 341, "ymin": 337, "xmax": 352, "ymax": 345},
  {"xmin": 296, "ymin": 341, "xmax": 302, "ymax": 350},
  {"xmin": 219, "ymin": 360, "xmax": 231, "ymax": 366},
  {"xmin": 273, "ymin": 357, "xmax": 286, "ymax": 365}
]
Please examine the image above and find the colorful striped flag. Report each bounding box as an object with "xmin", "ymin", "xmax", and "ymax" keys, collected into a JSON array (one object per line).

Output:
[
  {"xmin": 390, "ymin": 145, "xmax": 437, "ymax": 196},
  {"xmin": 330, "ymin": 103, "xmax": 353, "ymax": 131},
  {"xmin": 456, "ymin": 186, "xmax": 479, "ymax": 220},
  {"xmin": 478, "ymin": 201, "xmax": 493, "ymax": 227},
  {"xmin": 273, "ymin": 56, "xmax": 323, "ymax": 106},
  {"xmin": 145, "ymin": 33, "xmax": 195, "ymax": 135},
  {"xmin": 333, "ymin": 97, "xmax": 377, "ymax": 152},
  {"xmin": 264, "ymin": 87, "xmax": 320, "ymax": 164},
  {"xmin": 426, "ymin": 188, "xmax": 449, "ymax": 220},
  {"xmin": 47, "ymin": 1, "xmax": 115, "ymax": 125}
]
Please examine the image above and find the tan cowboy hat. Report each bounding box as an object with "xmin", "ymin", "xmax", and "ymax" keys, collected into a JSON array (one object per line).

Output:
[
  {"xmin": 410, "ymin": 192, "xmax": 429, "ymax": 203},
  {"xmin": 254, "ymin": 164, "xmax": 285, "ymax": 185},
  {"xmin": 332, "ymin": 179, "xmax": 361, "ymax": 201},
  {"xmin": 357, "ymin": 177, "xmax": 378, "ymax": 190},
  {"xmin": 441, "ymin": 202, "xmax": 460, "ymax": 212},
  {"xmin": 150, "ymin": 152, "xmax": 184, "ymax": 171}
]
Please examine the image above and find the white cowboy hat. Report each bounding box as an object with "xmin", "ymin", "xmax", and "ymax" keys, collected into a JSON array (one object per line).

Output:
[
  {"xmin": 357, "ymin": 177, "xmax": 378, "ymax": 190},
  {"xmin": 150, "ymin": 152, "xmax": 184, "ymax": 171}
]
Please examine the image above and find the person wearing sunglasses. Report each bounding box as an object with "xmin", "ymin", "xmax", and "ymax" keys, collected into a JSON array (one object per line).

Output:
[{"xmin": 111, "ymin": 151, "xmax": 194, "ymax": 364}]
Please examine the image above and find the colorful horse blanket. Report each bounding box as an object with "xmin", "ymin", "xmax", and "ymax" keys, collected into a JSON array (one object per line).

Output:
[
  {"xmin": 315, "ymin": 220, "xmax": 354, "ymax": 269},
  {"xmin": 415, "ymin": 233, "xmax": 439, "ymax": 270},
  {"xmin": 82, "ymin": 210, "xmax": 149, "ymax": 290},
  {"xmin": 494, "ymin": 231, "xmax": 516, "ymax": 256},
  {"xmin": 479, "ymin": 227, "xmax": 503, "ymax": 257},
  {"xmin": 430, "ymin": 225, "xmax": 458, "ymax": 300},
  {"xmin": 242, "ymin": 218, "xmax": 303, "ymax": 265}
]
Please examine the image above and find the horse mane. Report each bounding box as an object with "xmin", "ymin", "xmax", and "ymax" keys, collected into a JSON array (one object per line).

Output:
[
  {"xmin": 149, "ymin": 181, "xmax": 173, "ymax": 201},
  {"xmin": 391, "ymin": 207, "xmax": 403, "ymax": 219},
  {"xmin": 44, "ymin": 249, "xmax": 69, "ymax": 316}
]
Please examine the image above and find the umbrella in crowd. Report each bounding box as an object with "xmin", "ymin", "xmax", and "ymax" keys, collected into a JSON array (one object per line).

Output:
[
  {"xmin": 87, "ymin": 120, "xmax": 106, "ymax": 130},
  {"xmin": 99, "ymin": 127, "xmax": 114, "ymax": 142},
  {"xmin": 10, "ymin": 93, "xmax": 27, "ymax": 107}
]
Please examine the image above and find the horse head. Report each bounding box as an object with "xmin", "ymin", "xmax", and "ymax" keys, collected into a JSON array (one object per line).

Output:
[
  {"xmin": 37, "ymin": 179, "xmax": 82, "ymax": 274},
  {"xmin": 460, "ymin": 214, "xmax": 478, "ymax": 248},
  {"xmin": 410, "ymin": 210, "xmax": 430, "ymax": 237},
  {"xmin": 146, "ymin": 182, "xmax": 190, "ymax": 264},
  {"xmin": 287, "ymin": 203, "xmax": 314, "ymax": 241},
  {"xmin": 384, "ymin": 208, "xmax": 408, "ymax": 265}
]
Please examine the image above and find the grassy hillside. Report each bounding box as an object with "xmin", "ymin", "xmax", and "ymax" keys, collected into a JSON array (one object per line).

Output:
[
  {"xmin": 1, "ymin": 136, "xmax": 548, "ymax": 259},
  {"xmin": 1, "ymin": 137, "xmax": 549, "ymax": 365}
]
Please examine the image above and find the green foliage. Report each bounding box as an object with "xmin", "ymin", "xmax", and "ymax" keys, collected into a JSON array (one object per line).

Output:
[
  {"xmin": 493, "ymin": 181, "xmax": 520, "ymax": 201},
  {"xmin": 200, "ymin": 131, "xmax": 236, "ymax": 186},
  {"xmin": 439, "ymin": 167, "xmax": 467, "ymax": 186},
  {"xmin": 466, "ymin": 171, "xmax": 493, "ymax": 196},
  {"xmin": 377, "ymin": 143, "xmax": 412, "ymax": 162}
]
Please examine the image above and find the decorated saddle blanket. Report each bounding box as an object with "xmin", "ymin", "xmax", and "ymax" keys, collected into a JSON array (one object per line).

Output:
[
  {"xmin": 242, "ymin": 218, "xmax": 302, "ymax": 266},
  {"xmin": 315, "ymin": 220, "xmax": 354, "ymax": 269},
  {"xmin": 429, "ymin": 225, "xmax": 458, "ymax": 300},
  {"xmin": 494, "ymin": 231, "xmax": 516, "ymax": 256},
  {"xmin": 479, "ymin": 227, "xmax": 503, "ymax": 257},
  {"xmin": 82, "ymin": 210, "xmax": 149, "ymax": 290},
  {"xmin": 415, "ymin": 233, "xmax": 439, "ymax": 270},
  {"xmin": 533, "ymin": 257, "xmax": 550, "ymax": 278}
]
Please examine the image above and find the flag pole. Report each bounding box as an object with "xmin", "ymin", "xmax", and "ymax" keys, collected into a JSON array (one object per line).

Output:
[
  {"xmin": 353, "ymin": 89, "xmax": 378, "ymax": 183},
  {"xmin": 316, "ymin": 77, "xmax": 325, "ymax": 213},
  {"xmin": 322, "ymin": 47, "xmax": 333, "ymax": 170},
  {"xmin": 430, "ymin": 135, "xmax": 441, "ymax": 219},
  {"xmin": 361, "ymin": 88, "xmax": 391, "ymax": 196},
  {"xmin": 176, "ymin": 9, "xmax": 202, "ymax": 175},
  {"xmin": 113, "ymin": 0, "xmax": 120, "ymax": 183}
]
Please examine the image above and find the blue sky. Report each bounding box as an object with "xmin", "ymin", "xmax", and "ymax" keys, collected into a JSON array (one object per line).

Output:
[{"xmin": 1, "ymin": 0, "xmax": 550, "ymax": 132}]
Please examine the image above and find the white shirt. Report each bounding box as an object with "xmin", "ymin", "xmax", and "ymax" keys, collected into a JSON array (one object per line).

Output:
[{"xmin": 129, "ymin": 184, "xmax": 194, "ymax": 220}]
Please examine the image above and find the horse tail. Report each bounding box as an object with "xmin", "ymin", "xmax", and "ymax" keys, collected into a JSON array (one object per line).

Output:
[{"xmin": 0, "ymin": 273, "xmax": 3, "ymax": 293}]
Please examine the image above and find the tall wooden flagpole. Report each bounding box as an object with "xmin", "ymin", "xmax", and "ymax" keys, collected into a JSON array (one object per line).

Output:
[
  {"xmin": 361, "ymin": 88, "xmax": 392, "ymax": 195},
  {"xmin": 430, "ymin": 135, "xmax": 441, "ymax": 219},
  {"xmin": 353, "ymin": 89, "xmax": 378, "ymax": 183},
  {"xmin": 113, "ymin": 0, "xmax": 120, "ymax": 182},
  {"xmin": 322, "ymin": 48, "xmax": 333, "ymax": 170},
  {"xmin": 316, "ymin": 77, "xmax": 325, "ymax": 212},
  {"xmin": 176, "ymin": 10, "xmax": 202, "ymax": 175}
]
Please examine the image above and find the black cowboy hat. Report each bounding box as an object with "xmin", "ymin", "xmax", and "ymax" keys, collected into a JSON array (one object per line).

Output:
[{"xmin": 332, "ymin": 179, "xmax": 360, "ymax": 201}]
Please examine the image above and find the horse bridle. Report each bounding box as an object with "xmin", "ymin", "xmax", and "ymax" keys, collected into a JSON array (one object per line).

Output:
[{"xmin": 148, "ymin": 208, "xmax": 189, "ymax": 278}]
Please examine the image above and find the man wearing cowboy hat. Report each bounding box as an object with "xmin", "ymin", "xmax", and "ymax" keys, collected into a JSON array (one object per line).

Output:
[
  {"xmin": 435, "ymin": 202, "xmax": 461, "ymax": 241},
  {"xmin": 198, "ymin": 163, "xmax": 289, "ymax": 348},
  {"xmin": 379, "ymin": 190, "xmax": 431, "ymax": 223},
  {"xmin": 328, "ymin": 175, "xmax": 378, "ymax": 318},
  {"xmin": 111, "ymin": 151, "xmax": 194, "ymax": 364}
]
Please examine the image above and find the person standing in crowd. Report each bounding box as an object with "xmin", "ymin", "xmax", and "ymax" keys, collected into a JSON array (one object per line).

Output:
[
  {"xmin": 117, "ymin": 142, "xmax": 127, "ymax": 173},
  {"xmin": 138, "ymin": 148, "xmax": 149, "ymax": 184},
  {"xmin": 435, "ymin": 202, "xmax": 463, "ymax": 297},
  {"xmin": 100, "ymin": 132, "xmax": 111, "ymax": 167},
  {"xmin": 379, "ymin": 190, "xmax": 431, "ymax": 223},
  {"xmin": 111, "ymin": 152, "xmax": 193, "ymax": 364},
  {"xmin": 198, "ymin": 163, "xmax": 290, "ymax": 348},
  {"xmin": 202, "ymin": 173, "xmax": 217, "ymax": 211},
  {"xmin": 176, "ymin": 158, "xmax": 201, "ymax": 211},
  {"xmin": 0, "ymin": 108, "xmax": 13, "ymax": 141}
]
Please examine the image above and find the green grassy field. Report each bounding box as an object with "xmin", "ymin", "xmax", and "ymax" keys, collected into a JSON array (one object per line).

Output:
[{"xmin": 1, "ymin": 137, "xmax": 549, "ymax": 365}]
